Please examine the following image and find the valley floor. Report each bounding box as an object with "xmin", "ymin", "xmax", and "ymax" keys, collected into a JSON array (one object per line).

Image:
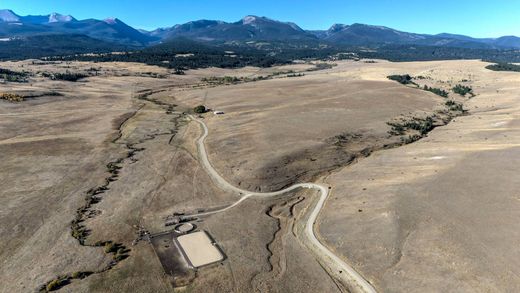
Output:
[{"xmin": 0, "ymin": 59, "xmax": 518, "ymax": 293}]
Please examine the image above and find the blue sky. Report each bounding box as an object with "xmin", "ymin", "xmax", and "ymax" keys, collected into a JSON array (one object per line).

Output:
[{"xmin": 2, "ymin": 0, "xmax": 519, "ymax": 37}]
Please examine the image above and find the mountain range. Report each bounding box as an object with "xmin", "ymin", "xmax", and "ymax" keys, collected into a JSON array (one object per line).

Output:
[
  {"xmin": 1, "ymin": 9, "xmax": 520, "ymax": 51},
  {"xmin": 144, "ymin": 15, "xmax": 520, "ymax": 50},
  {"xmin": 0, "ymin": 9, "xmax": 156, "ymax": 45}
]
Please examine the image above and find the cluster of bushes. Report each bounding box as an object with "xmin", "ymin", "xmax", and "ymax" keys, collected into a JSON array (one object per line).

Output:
[
  {"xmin": 423, "ymin": 85, "xmax": 449, "ymax": 97},
  {"xmin": 307, "ymin": 63, "xmax": 336, "ymax": 71},
  {"xmin": 415, "ymin": 75, "xmax": 429, "ymax": 80},
  {"xmin": 71, "ymin": 271, "xmax": 92, "ymax": 279},
  {"xmin": 485, "ymin": 63, "xmax": 520, "ymax": 72},
  {"xmin": 0, "ymin": 93, "xmax": 24, "ymax": 102},
  {"xmin": 445, "ymin": 100, "xmax": 466, "ymax": 112},
  {"xmin": 51, "ymin": 151, "xmax": 131, "ymax": 291},
  {"xmin": 0, "ymin": 68, "xmax": 29, "ymax": 82},
  {"xmin": 390, "ymin": 100, "xmax": 465, "ymax": 138},
  {"xmin": 387, "ymin": 121, "xmax": 406, "ymax": 136},
  {"xmin": 387, "ymin": 116, "xmax": 435, "ymax": 136},
  {"xmin": 107, "ymin": 162, "xmax": 122, "ymax": 174},
  {"xmin": 268, "ymin": 70, "xmax": 304, "ymax": 78},
  {"xmin": 406, "ymin": 116, "xmax": 435, "ymax": 135},
  {"xmin": 202, "ymin": 76, "xmax": 241, "ymax": 84},
  {"xmin": 329, "ymin": 132, "xmax": 363, "ymax": 146},
  {"xmin": 387, "ymin": 74, "xmax": 451, "ymax": 98},
  {"xmin": 43, "ymin": 276, "xmax": 70, "ymax": 292},
  {"xmin": 42, "ymin": 71, "xmax": 88, "ymax": 82},
  {"xmin": 401, "ymin": 134, "xmax": 423, "ymax": 144},
  {"xmin": 26, "ymin": 91, "xmax": 63, "ymax": 98},
  {"xmin": 271, "ymin": 70, "xmax": 295, "ymax": 76},
  {"xmin": 201, "ymin": 70, "xmax": 302, "ymax": 85},
  {"xmin": 137, "ymin": 71, "xmax": 166, "ymax": 79},
  {"xmin": 287, "ymin": 73, "xmax": 305, "ymax": 77},
  {"xmin": 173, "ymin": 68, "xmax": 185, "ymax": 75},
  {"xmin": 103, "ymin": 241, "xmax": 130, "ymax": 261},
  {"xmin": 193, "ymin": 105, "xmax": 207, "ymax": 114},
  {"xmin": 40, "ymin": 270, "xmax": 93, "ymax": 292},
  {"xmin": 387, "ymin": 74, "xmax": 415, "ymax": 85},
  {"xmin": 452, "ymin": 84, "xmax": 474, "ymax": 96},
  {"xmin": 52, "ymin": 72, "xmax": 88, "ymax": 81},
  {"xmin": 71, "ymin": 161, "xmax": 116, "ymax": 244},
  {"xmin": 70, "ymin": 219, "xmax": 88, "ymax": 243}
]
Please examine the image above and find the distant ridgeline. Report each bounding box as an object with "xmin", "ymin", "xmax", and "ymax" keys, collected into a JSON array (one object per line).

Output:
[
  {"xmin": 2, "ymin": 35, "xmax": 520, "ymax": 70},
  {"xmin": 37, "ymin": 39, "xmax": 520, "ymax": 70},
  {"xmin": 0, "ymin": 34, "xmax": 131, "ymax": 60},
  {"xmin": 2, "ymin": 9, "xmax": 520, "ymax": 67}
]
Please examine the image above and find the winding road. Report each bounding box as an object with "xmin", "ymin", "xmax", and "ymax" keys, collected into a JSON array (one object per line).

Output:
[{"xmin": 188, "ymin": 115, "xmax": 377, "ymax": 293}]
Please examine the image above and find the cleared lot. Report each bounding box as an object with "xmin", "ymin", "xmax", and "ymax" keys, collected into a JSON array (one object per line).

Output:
[{"xmin": 177, "ymin": 231, "xmax": 224, "ymax": 268}]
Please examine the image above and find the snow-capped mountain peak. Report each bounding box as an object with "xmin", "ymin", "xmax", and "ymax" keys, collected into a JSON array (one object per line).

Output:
[
  {"xmin": 48, "ymin": 12, "xmax": 75, "ymax": 23},
  {"xmin": 104, "ymin": 17, "xmax": 118, "ymax": 25},
  {"xmin": 0, "ymin": 9, "xmax": 20, "ymax": 22},
  {"xmin": 328, "ymin": 23, "xmax": 349, "ymax": 33},
  {"xmin": 242, "ymin": 15, "xmax": 258, "ymax": 25}
]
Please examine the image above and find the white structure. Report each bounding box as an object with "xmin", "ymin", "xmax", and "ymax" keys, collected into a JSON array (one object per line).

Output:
[{"xmin": 213, "ymin": 111, "xmax": 225, "ymax": 115}]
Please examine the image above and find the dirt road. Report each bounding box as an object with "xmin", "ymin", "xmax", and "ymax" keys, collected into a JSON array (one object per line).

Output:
[{"xmin": 189, "ymin": 114, "xmax": 377, "ymax": 293}]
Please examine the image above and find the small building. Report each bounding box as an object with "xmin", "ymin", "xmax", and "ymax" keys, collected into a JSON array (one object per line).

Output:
[
  {"xmin": 165, "ymin": 216, "xmax": 181, "ymax": 226},
  {"xmin": 213, "ymin": 111, "xmax": 224, "ymax": 115}
]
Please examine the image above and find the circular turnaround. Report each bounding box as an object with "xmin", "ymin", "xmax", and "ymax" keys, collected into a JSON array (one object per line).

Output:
[{"xmin": 174, "ymin": 223, "xmax": 195, "ymax": 234}]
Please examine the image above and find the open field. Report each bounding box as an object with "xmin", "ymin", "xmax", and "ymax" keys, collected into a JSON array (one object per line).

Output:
[
  {"xmin": 173, "ymin": 63, "xmax": 448, "ymax": 192},
  {"xmin": 0, "ymin": 60, "xmax": 341, "ymax": 292},
  {"xmin": 0, "ymin": 61, "xmax": 182, "ymax": 292},
  {"xmin": 1, "ymin": 58, "xmax": 518, "ymax": 293},
  {"xmin": 318, "ymin": 60, "xmax": 520, "ymax": 292}
]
